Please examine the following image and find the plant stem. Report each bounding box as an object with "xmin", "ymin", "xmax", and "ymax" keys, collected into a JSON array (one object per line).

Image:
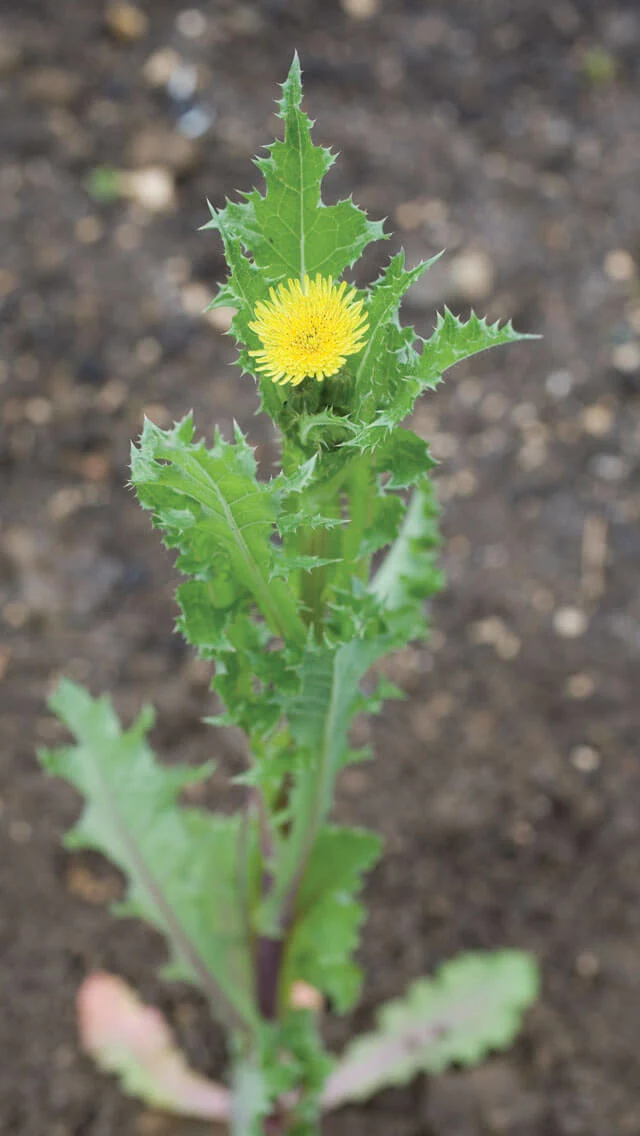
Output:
[
  {"xmin": 256, "ymin": 935, "xmax": 285, "ymax": 1020},
  {"xmin": 300, "ymin": 525, "xmax": 328, "ymax": 638},
  {"xmin": 338, "ymin": 454, "xmax": 372, "ymax": 586}
]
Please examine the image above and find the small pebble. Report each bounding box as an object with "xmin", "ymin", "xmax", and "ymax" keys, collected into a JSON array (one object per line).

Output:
[
  {"xmin": 122, "ymin": 168, "xmax": 176, "ymax": 212},
  {"xmin": 449, "ymin": 249, "xmax": 494, "ymax": 301},
  {"xmin": 135, "ymin": 336, "xmax": 162, "ymax": 367},
  {"xmin": 431, "ymin": 432, "xmax": 456, "ymax": 460},
  {"xmin": 566, "ymin": 673, "xmax": 595, "ymax": 699},
  {"xmin": 582, "ymin": 402, "xmax": 613, "ymax": 436},
  {"xmin": 512, "ymin": 401, "xmax": 538, "ymax": 428},
  {"xmin": 575, "ymin": 951, "xmax": 600, "ymax": 979},
  {"xmin": 518, "ymin": 439, "xmax": 547, "ymax": 471},
  {"xmin": 24, "ymin": 397, "xmax": 53, "ymax": 426},
  {"xmin": 143, "ymin": 47, "xmax": 182, "ymax": 87},
  {"xmin": 590, "ymin": 453, "xmax": 626, "ymax": 482},
  {"xmin": 450, "ymin": 468, "xmax": 477, "ymax": 497},
  {"xmin": 570, "ymin": 745, "xmax": 601, "ymax": 773},
  {"xmin": 341, "ymin": 0, "xmax": 381, "ymax": 18},
  {"xmin": 205, "ymin": 305, "xmax": 236, "ymax": 332},
  {"xmin": 178, "ymin": 105, "xmax": 214, "ymax": 139},
  {"xmin": 612, "ymin": 342, "xmax": 640, "ymax": 374},
  {"xmin": 470, "ymin": 616, "xmax": 521, "ymax": 660},
  {"xmin": 48, "ymin": 488, "xmax": 85, "ymax": 521},
  {"xmin": 176, "ymin": 8, "xmax": 207, "ymax": 37},
  {"xmin": 604, "ymin": 249, "xmax": 635, "ymax": 282},
  {"xmin": 546, "ymin": 369, "xmax": 573, "ymax": 398},
  {"xmin": 456, "ymin": 376, "xmax": 481, "ymax": 407},
  {"xmin": 166, "ymin": 62, "xmax": 198, "ymax": 102},
  {"xmin": 553, "ymin": 606, "xmax": 588, "ymax": 638},
  {"xmin": 480, "ymin": 392, "xmax": 508, "ymax": 421},
  {"xmin": 182, "ymin": 282, "xmax": 210, "ymax": 316},
  {"xmin": 104, "ymin": 2, "xmax": 148, "ymax": 43}
]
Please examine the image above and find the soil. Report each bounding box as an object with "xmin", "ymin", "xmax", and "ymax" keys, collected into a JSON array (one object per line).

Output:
[{"xmin": 1, "ymin": 1, "xmax": 639, "ymax": 1134}]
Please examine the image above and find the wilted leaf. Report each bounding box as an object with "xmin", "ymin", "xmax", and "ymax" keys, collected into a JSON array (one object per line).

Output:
[{"xmin": 78, "ymin": 972, "xmax": 229, "ymax": 1120}]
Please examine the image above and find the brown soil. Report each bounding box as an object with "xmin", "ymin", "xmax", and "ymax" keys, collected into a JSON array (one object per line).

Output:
[{"xmin": 1, "ymin": 1, "xmax": 639, "ymax": 1134}]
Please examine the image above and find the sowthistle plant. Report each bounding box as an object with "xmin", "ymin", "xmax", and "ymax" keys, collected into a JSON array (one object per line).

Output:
[{"xmin": 41, "ymin": 57, "xmax": 539, "ymax": 1134}]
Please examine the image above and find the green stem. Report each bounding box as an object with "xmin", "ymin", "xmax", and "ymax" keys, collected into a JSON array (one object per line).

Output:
[
  {"xmin": 338, "ymin": 454, "xmax": 373, "ymax": 586},
  {"xmin": 300, "ymin": 526, "xmax": 328, "ymax": 638}
]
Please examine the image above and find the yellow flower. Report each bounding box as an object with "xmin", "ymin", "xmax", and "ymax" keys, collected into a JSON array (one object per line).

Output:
[{"xmin": 249, "ymin": 274, "xmax": 368, "ymax": 387}]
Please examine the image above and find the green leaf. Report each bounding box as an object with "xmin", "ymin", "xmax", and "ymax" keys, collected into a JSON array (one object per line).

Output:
[
  {"xmin": 204, "ymin": 213, "xmax": 285, "ymax": 424},
  {"xmin": 41, "ymin": 679, "xmax": 258, "ymax": 1031},
  {"xmin": 287, "ymin": 826, "xmax": 381, "ymax": 1012},
  {"xmin": 287, "ymin": 638, "xmax": 389, "ymax": 810},
  {"xmin": 131, "ymin": 414, "xmax": 305, "ymax": 647},
  {"xmin": 353, "ymin": 250, "xmax": 443, "ymax": 423},
  {"xmin": 213, "ymin": 54, "xmax": 385, "ymax": 283},
  {"xmin": 351, "ymin": 299, "xmax": 535, "ymax": 446},
  {"xmin": 270, "ymin": 549, "xmax": 341, "ymax": 581},
  {"xmin": 262, "ymin": 638, "xmax": 389, "ymax": 928},
  {"xmin": 416, "ymin": 308, "xmax": 538, "ymax": 388},
  {"xmin": 371, "ymin": 427, "xmax": 435, "ymax": 489},
  {"xmin": 323, "ymin": 950, "xmax": 540, "ymax": 1108},
  {"xmin": 370, "ymin": 478, "xmax": 442, "ymax": 630},
  {"xmin": 358, "ymin": 487, "xmax": 406, "ymax": 560}
]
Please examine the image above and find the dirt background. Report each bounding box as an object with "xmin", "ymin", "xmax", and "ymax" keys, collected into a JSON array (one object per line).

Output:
[{"xmin": 1, "ymin": 1, "xmax": 639, "ymax": 1133}]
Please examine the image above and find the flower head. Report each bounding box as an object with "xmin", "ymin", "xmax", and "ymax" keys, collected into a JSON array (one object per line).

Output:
[{"xmin": 249, "ymin": 273, "xmax": 368, "ymax": 387}]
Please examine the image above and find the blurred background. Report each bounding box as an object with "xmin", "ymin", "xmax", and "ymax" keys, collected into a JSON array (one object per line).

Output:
[{"xmin": 1, "ymin": 1, "xmax": 639, "ymax": 1133}]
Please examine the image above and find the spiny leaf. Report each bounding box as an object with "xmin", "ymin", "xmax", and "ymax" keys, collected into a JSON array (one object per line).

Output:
[
  {"xmin": 204, "ymin": 212, "xmax": 285, "ymax": 424},
  {"xmin": 358, "ymin": 486, "xmax": 406, "ymax": 559},
  {"xmin": 251, "ymin": 53, "xmax": 385, "ymax": 281},
  {"xmin": 371, "ymin": 426, "xmax": 435, "ymax": 489},
  {"xmin": 41, "ymin": 679, "xmax": 258, "ymax": 1030},
  {"xmin": 323, "ymin": 950, "xmax": 540, "ymax": 1108},
  {"xmin": 270, "ymin": 551, "xmax": 341, "ymax": 580},
  {"xmin": 370, "ymin": 478, "xmax": 442, "ymax": 637},
  {"xmin": 131, "ymin": 414, "xmax": 305, "ymax": 646},
  {"xmin": 204, "ymin": 54, "xmax": 384, "ymax": 292},
  {"xmin": 416, "ymin": 308, "xmax": 538, "ymax": 389},
  {"xmin": 353, "ymin": 250, "xmax": 443, "ymax": 423}
]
